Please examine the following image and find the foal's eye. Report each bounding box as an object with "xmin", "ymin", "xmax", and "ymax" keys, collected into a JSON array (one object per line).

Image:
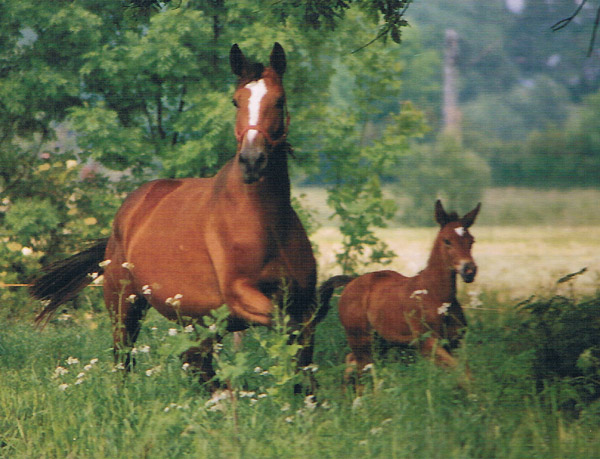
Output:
[
  {"xmin": 232, "ymin": 99, "xmax": 239, "ymax": 108},
  {"xmin": 443, "ymin": 239, "xmax": 452, "ymax": 246}
]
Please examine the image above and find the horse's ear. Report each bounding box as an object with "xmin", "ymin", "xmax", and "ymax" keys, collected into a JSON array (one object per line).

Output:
[
  {"xmin": 435, "ymin": 199, "xmax": 450, "ymax": 227},
  {"xmin": 230, "ymin": 43, "xmax": 247, "ymax": 77},
  {"xmin": 461, "ymin": 203, "xmax": 481, "ymax": 228},
  {"xmin": 270, "ymin": 42, "xmax": 286, "ymax": 76}
]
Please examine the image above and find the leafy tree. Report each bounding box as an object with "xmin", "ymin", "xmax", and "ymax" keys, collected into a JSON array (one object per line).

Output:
[{"xmin": 0, "ymin": 0, "xmax": 429, "ymax": 302}]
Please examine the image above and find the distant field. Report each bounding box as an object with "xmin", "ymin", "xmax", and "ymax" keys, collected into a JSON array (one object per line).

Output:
[
  {"xmin": 294, "ymin": 187, "xmax": 600, "ymax": 300},
  {"xmin": 294, "ymin": 186, "xmax": 600, "ymax": 227}
]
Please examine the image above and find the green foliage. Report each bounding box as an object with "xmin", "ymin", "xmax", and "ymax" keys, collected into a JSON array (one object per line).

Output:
[
  {"xmin": 2, "ymin": 286, "xmax": 600, "ymax": 457},
  {"xmin": 394, "ymin": 135, "xmax": 490, "ymax": 226},
  {"xmin": 517, "ymin": 272, "xmax": 600, "ymax": 407}
]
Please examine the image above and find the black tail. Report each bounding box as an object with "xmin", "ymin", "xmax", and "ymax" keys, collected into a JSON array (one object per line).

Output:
[
  {"xmin": 314, "ymin": 275, "xmax": 355, "ymax": 323},
  {"xmin": 30, "ymin": 238, "xmax": 109, "ymax": 326}
]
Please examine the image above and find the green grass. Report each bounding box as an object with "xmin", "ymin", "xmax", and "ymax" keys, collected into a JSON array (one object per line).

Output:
[{"xmin": 2, "ymin": 290, "xmax": 600, "ymax": 458}]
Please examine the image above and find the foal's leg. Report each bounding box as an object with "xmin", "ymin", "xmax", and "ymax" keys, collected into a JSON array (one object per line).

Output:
[
  {"xmin": 420, "ymin": 337, "xmax": 458, "ymax": 368},
  {"xmin": 345, "ymin": 331, "xmax": 374, "ymax": 394}
]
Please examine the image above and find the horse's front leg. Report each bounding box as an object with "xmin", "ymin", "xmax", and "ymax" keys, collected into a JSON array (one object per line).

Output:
[
  {"xmin": 225, "ymin": 278, "xmax": 274, "ymax": 326},
  {"xmin": 181, "ymin": 337, "xmax": 221, "ymax": 392}
]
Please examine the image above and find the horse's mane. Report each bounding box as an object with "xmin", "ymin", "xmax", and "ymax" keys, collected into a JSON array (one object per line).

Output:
[
  {"xmin": 243, "ymin": 63, "xmax": 265, "ymax": 82},
  {"xmin": 446, "ymin": 211, "xmax": 460, "ymax": 222}
]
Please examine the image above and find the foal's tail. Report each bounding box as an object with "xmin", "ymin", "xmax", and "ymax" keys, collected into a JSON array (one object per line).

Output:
[
  {"xmin": 315, "ymin": 275, "xmax": 355, "ymax": 323},
  {"xmin": 30, "ymin": 238, "xmax": 109, "ymax": 326}
]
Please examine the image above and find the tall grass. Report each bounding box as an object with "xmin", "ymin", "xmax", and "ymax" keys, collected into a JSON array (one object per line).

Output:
[{"xmin": 2, "ymin": 287, "xmax": 600, "ymax": 458}]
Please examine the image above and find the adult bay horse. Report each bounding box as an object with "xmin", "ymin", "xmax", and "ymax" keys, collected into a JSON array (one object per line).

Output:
[
  {"xmin": 320, "ymin": 200, "xmax": 480, "ymax": 386},
  {"xmin": 31, "ymin": 43, "xmax": 320, "ymax": 388}
]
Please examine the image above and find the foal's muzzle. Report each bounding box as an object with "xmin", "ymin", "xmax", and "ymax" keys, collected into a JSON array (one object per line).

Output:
[{"xmin": 458, "ymin": 261, "xmax": 477, "ymax": 283}]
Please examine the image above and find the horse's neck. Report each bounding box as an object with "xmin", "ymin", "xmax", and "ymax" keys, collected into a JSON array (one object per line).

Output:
[
  {"xmin": 225, "ymin": 148, "xmax": 292, "ymax": 216},
  {"xmin": 419, "ymin": 238, "xmax": 457, "ymax": 301}
]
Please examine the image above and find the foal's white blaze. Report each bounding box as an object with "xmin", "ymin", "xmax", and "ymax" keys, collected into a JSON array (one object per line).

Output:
[
  {"xmin": 454, "ymin": 227, "xmax": 465, "ymax": 237},
  {"xmin": 244, "ymin": 79, "xmax": 267, "ymax": 144}
]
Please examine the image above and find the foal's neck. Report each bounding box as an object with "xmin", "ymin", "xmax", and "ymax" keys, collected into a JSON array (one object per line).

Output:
[{"xmin": 421, "ymin": 235, "xmax": 457, "ymax": 301}]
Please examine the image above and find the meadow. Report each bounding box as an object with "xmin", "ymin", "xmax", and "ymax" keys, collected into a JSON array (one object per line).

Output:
[{"xmin": 1, "ymin": 188, "xmax": 599, "ymax": 458}]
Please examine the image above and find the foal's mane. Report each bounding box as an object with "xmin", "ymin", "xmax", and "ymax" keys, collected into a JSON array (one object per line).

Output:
[{"xmin": 445, "ymin": 212, "xmax": 460, "ymax": 223}]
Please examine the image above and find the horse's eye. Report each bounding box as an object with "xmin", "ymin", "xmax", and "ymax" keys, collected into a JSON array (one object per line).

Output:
[{"xmin": 443, "ymin": 239, "xmax": 452, "ymax": 246}]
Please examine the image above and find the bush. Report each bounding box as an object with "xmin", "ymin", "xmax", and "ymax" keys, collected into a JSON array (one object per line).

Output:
[
  {"xmin": 394, "ymin": 135, "xmax": 491, "ymax": 226},
  {"xmin": 517, "ymin": 271, "xmax": 600, "ymax": 409}
]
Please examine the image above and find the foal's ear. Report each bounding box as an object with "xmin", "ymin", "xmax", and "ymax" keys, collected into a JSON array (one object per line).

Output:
[
  {"xmin": 270, "ymin": 42, "xmax": 286, "ymax": 76},
  {"xmin": 434, "ymin": 199, "xmax": 450, "ymax": 227},
  {"xmin": 230, "ymin": 43, "xmax": 247, "ymax": 77},
  {"xmin": 461, "ymin": 203, "xmax": 481, "ymax": 228}
]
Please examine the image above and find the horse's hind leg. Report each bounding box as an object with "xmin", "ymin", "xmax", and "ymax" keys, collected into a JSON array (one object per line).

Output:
[{"xmin": 103, "ymin": 270, "xmax": 149, "ymax": 369}]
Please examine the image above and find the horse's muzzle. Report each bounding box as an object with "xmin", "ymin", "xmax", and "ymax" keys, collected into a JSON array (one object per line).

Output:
[
  {"xmin": 459, "ymin": 261, "xmax": 477, "ymax": 283},
  {"xmin": 239, "ymin": 148, "xmax": 267, "ymax": 184}
]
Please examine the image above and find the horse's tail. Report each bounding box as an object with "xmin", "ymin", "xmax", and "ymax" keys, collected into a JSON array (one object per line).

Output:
[
  {"xmin": 314, "ymin": 275, "xmax": 355, "ymax": 323},
  {"xmin": 30, "ymin": 238, "xmax": 109, "ymax": 327}
]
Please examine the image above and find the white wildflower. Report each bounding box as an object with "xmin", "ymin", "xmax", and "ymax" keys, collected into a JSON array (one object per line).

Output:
[
  {"xmin": 410, "ymin": 289, "xmax": 429, "ymax": 298},
  {"xmin": 111, "ymin": 362, "xmax": 125, "ymax": 372},
  {"xmin": 254, "ymin": 366, "xmax": 263, "ymax": 373},
  {"xmin": 126, "ymin": 294, "xmax": 137, "ymax": 304},
  {"xmin": 21, "ymin": 247, "xmax": 33, "ymax": 256},
  {"xmin": 142, "ymin": 285, "xmax": 152, "ymax": 295},
  {"xmin": 438, "ymin": 302, "xmax": 451, "ymax": 315},
  {"xmin": 66, "ymin": 356, "xmax": 79, "ymax": 365},
  {"xmin": 98, "ymin": 259, "xmax": 111, "ymax": 268},
  {"xmin": 304, "ymin": 395, "xmax": 317, "ymax": 410},
  {"xmin": 280, "ymin": 402, "xmax": 290, "ymax": 412},
  {"xmin": 370, "ymin": 427, "xmax": 383, "ymax": 436},
  {"xmin": 258, "ymin": 393, "xmax": 268, "ymax": 399},
  {"xmin": 89, "ymin": 358, "xmax": 99, "ymax": 365},
  {"xmin": 208, "ymin": 324, "xmax": 217, "ymax": 333},
  {"xmin": 121, "ymin": 262, "xmax": 134, "ymax": 270},
  {"xmin": 352, "ymin": 397, "xmax": 363, "ymax": 410},
  {"xmin": 138, "ymin": 345, "xmax": 150, "ymax": 354},
  {"xmin": 53, "ymin": 366, "xmax": 68, "ymax": 378},
  {"xmin": 58, "ymin": 383, "xmax": 69, "ymax": 391},
  {"xmin": 183, "ymin": 324, "xmax": 194, "ymax": 333},
  {"xmin": 362, "ymin": 363, "xmax": 373, "ymax": 372},
  {"xmin": 58, "ymin": 313, "xmax": 72, "ymax": 322},
  {"xmin": 145, "ymin": 366, "xmax": 161, "ymax": 377},
  {"xmin": 239, "ymin": 391, "xmax": 256, "ymax": 398},
  {"xmin": 182, "ymin": 363, "xmax": 190, "ymax": 371},
  {"xmin": 83, "ymin": 364, "xmax": 93, "ymax": 371},
  {"xmin": 285, "ymin": 416, "xmax": 294, "ymax": 423},
  {"xmin": 301, "ymin": 364, "xmax": 319, "ymax": 373},
  {"xmin": 168, "ymin": 328, "xmax": 178, "ymax": 336}
]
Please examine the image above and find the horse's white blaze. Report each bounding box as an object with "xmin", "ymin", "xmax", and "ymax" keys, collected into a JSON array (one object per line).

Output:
[
  {"xmin": 454, "ymin": 227, "xmax": 465, "ymax": 237},
  {"xmin": 244, "ymin": 79, "xmax": 267, "ymax": 143}
]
